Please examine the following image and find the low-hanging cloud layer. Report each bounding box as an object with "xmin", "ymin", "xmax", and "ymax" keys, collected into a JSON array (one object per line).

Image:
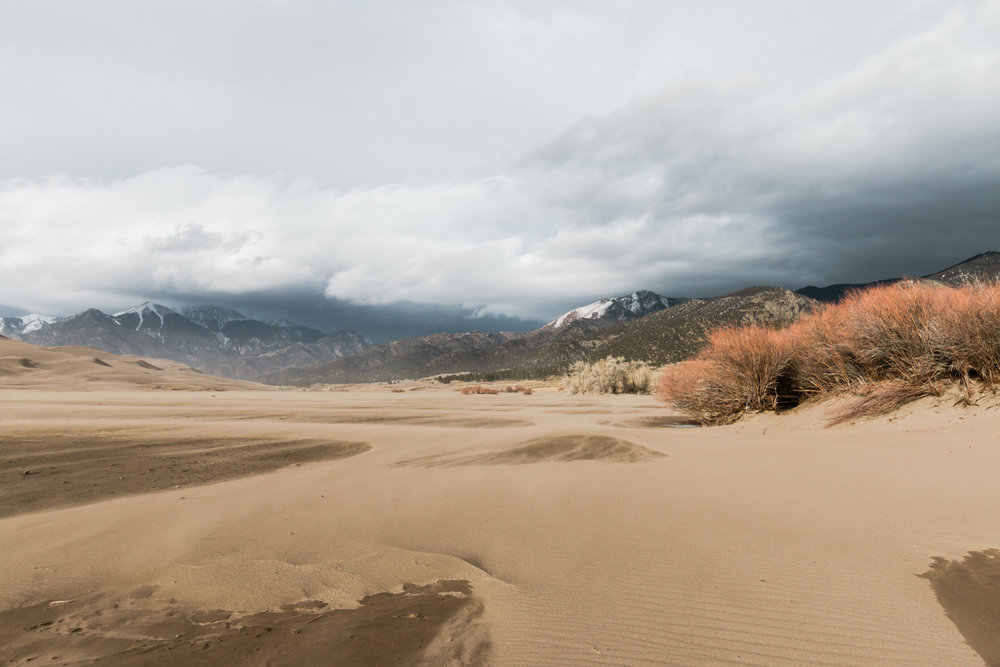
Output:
[{"xmin": 1, "ymin": 1, "xmax": 998, "ymax": 341}]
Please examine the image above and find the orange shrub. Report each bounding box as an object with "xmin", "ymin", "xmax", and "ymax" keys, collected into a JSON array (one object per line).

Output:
[
  {"xmin": 702, "ymin": 325, "xmax": 796, "ymax": 409},
  {"xmin": 658, "ymin": 280, "xmax": 1000, "ymax": 424},
  {"xmin": 458, "ymin": 385, "xmax": 500, "ymax": 395},
  {"xmin": 656, "ymin": 360, "xmax": 726, "ymax": 424},
  {"xmin": 497, "ymin": 384, "xmax": 533, "ymax": 394},
  {"xmin": 935, "ymin": 281, "xmax": 1000, "ymax": 388},
  {"xmin": 658, "ymin": 327, "xmax": 795, "ymax": 424}
]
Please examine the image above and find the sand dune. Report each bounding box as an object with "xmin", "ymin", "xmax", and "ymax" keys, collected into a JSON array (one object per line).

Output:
[
  {"xmin": 0, "ymin": 336, "xmax": 257, "ymax": 390},
  {"xmin": 1, "ymin": 382, "xmax": 999, "ymax": 664}
]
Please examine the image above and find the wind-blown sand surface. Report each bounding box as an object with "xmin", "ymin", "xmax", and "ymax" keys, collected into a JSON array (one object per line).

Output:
[{"xmin": 2, "ymin": 383, "xmax": 1000, "ymax": 665}]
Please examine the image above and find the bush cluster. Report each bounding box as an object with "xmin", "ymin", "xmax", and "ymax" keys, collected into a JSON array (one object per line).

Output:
[
  {"xmin": 437, "ymin": 367, "xmax": 557, "ymax": 383},
  {"xmin": 564, "ymin": 356, "xmax": 654, "ymax": 395},
  {"xmin": 658, "ymin": 281, "xmax": 1000, "ymax": 424},
  {"xmin": 458, "ymin": 385, "xmax": 499, "ymax": 395},
  {"xmin": 457, "ymin": 384, "xmax": 533, "ymax": 395}
]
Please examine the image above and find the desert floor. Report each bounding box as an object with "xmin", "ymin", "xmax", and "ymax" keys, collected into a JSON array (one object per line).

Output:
[{"xmin": 1, "ymin": 385, "xmax": 999, "ymax": 665}]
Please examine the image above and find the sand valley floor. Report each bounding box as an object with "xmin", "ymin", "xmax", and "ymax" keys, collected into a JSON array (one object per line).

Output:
[{"xmin": 2, "ymin": 386, "xmax": 999, "ymax": 665}]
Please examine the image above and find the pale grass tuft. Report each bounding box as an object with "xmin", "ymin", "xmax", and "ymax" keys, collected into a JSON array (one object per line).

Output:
[{"xmin": 564, "ymin": 357, "xmax": 654, "ymax": 395}]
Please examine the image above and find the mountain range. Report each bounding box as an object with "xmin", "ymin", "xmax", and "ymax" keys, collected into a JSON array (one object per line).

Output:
[
  {"xmin": 0, "ymin": 302, "xmax": 370, "ymax": 380},
  {"xmin": 264, "ymin": 285, "xmax": 815, "ymax": 385},
  {"xmin": 266, "ymin": 251, "xmax": 1000, "ymax": 385},
  {"xmin": 794, "ymin": 251, "xmax": 1000, "ymax": 302},
  {"xmin": 3, "ymin": 252, "xmax": 998, "ymax": 385}
]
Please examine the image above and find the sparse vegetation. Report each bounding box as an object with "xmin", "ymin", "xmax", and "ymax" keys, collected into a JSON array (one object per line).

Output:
[
  {"xmin": 564, "ymin": 356, "xmax": 654, "ymax": 395},
  {"xmin": 458, "ymin": 385, "xmax": 499, "ymax": 395},
  {"xmin": 658, "ymin": 281, "xmax": 1000, "ymax": 424},
  {"xmin": 457, "ymin": 384, "xmax": 533, "ymax": 395},
  {"xmin": 656, "ymin": 328, "xmax": 795, "ymax": 424},
  {"xmin": 437, "ymin": 367, "xmax": 558, "ymax": 384}
]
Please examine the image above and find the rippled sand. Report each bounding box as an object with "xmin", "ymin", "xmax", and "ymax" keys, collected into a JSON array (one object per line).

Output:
[{"xmin": 2, "ymin": 383, "xmax": 998, "ymax": 664}]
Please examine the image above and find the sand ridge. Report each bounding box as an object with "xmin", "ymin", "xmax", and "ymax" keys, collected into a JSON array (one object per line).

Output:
[{"xmin": 396, "ymin": 434, "xmax": 667, "ymax": 467}]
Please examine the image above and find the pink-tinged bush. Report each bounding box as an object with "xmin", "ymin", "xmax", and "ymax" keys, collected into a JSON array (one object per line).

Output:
[
  {"xmin": 500, "ymin": 384, "xmax": 533, "ymax": 395},
  {"xmin": 657, "ymin": 327, "xmax": 795, "ymax": 424},
  {"xmin": 458, "ymin": 385, "xmax": 500, "ymax": 395},
  {"xmin": 655, "ymin": 360, "xmax": 722, "ymax": 424},
  {"xmin": 658, "ymin": 280, "xmax": 1000, "ymax": 424}
]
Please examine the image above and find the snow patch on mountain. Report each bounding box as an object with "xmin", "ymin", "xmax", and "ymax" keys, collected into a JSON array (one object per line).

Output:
[
  {"xmin": 544, "ymin": 290, "xmax": 680, "ymax": 330},
  {"xmin": 114, "ymin": 302, "xmax": 172, "ymax": 331},
  {"xmin": 550, "ymin": 299, "xmax": 615, "ymax": 329},
  {"xmin": 18, "ymin": 314, "xmax": 54, "ymax": 333},
  {"xmin": 0, "ymin": 313, "xmax": 56, "ymax": 337}
]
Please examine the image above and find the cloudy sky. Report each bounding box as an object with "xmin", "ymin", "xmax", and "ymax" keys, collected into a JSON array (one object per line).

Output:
[{"xmin": 2, "ymin": 0, "xmax": 998, "ymax": 341}]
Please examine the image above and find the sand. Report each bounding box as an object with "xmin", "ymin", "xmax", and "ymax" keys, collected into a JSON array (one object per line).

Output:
[
  {"xmin": 2, "ymin": 374, "xmax": 1000, "ymax": 664},
  {"xmin": 0, "ymin": 336, "xmax": 259, "ymax": 391}
]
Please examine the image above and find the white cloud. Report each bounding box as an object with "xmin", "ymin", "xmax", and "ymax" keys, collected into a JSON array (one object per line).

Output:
[{"xmin": 1, "ymin": 2, "xmax": 998, "ymax": 325}]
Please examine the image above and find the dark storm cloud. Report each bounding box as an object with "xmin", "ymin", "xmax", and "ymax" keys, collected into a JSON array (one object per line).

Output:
[
  {"xmin": 767, "ymin": 175, "xmax": 1000, "ymax": 288},
  {"xmin": 0, "ymin": 304, "xmax": 29, "ymax": 318},
  {"xmin": 516, "ymin": 5, "xmax": 1000, "ymax": 296}
]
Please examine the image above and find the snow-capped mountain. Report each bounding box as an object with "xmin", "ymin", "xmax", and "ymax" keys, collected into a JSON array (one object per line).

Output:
[
  {"xmin": 112, "ymin": 302, "xmax": 213, "ymax": 340},
  {"xmin": 543, "ymin": 290, "xmax": 684, "ymax": 330},
  {"xmin": 0, "ymin": 313, "xmax": 56, "ymax": 337},
  {"xmin": 113, "ymin": 301, "xmax": 170, "ymax": 330},
  {"xmin": 4, "ymin": 302, "xmax": 371, "ymax": 381}
]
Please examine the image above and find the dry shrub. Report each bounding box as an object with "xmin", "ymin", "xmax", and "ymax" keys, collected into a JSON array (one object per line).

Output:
[
  {"xmin": 795, "ymin": 281, "xmax": 1000, "ymax": 401},
  {"xmin": 789, "ymin": 304, "xmax": 866, "ymax": 394},
  {"xmin": 827, "ymin": 281, "xmax": 943, "ymax": 385},
  {"xmin": 458, "ymin": 385, "xmax": 499, "ymax": 395},
  {"xmin": 658, "ymin": 280, "xmax": 1000, "ymax": 424},
  {"xmin": 564, "ymin": 357, "xmax": 654, "ymax": 395},
  {"xmin": 656, "ymin": 327, "xmax": 795, "ymax": 424},
  {"xmin": 701, "ymin": 325, "xmax": 796, "ymax": 411},
  {"xmin": 656, "ymin": 360, "xmax": 729, "ymax": 424},
  {"xmin": 499, "ymin": 384, "xmax": 533, "ymax": 395},
  {"xmin": 936, "ymin": 280, "xmax": 1000, "ymax": 390}
]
